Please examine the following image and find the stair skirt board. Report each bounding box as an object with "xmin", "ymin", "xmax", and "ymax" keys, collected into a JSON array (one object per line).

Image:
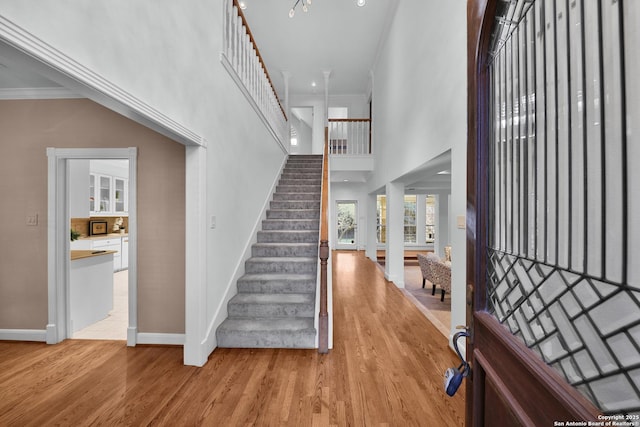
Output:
[{"xmin": 216, "ymin": 155, "xmax": 323, "ymax": 349}]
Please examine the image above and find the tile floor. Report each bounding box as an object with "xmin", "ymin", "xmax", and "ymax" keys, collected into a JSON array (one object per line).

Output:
[{"xmin": 72, "ymin": 270, "xmax": 128, "ymax": 340}]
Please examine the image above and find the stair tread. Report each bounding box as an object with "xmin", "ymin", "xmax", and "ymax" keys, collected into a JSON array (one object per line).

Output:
[
  {"xmin": 218, "ymin": 317, "xmax": 315, "ymax": 332},
  {"xmin": 239, "ymin": 273, "xmax": 316, "ymax": 281},
  {"xmin": 230, "ymin": 293, "xmax": 315, "ymax": 304},
  {"xmin": 247, "ymin": 256, "xmax": 316, "ymax": 262},
  {"xmin": 258, "ymin": 230, "xmax": 318, "ymax": 234},
  {"xmin": 253, "ymin": 242, "xmax": 317, "ymax": 247}
]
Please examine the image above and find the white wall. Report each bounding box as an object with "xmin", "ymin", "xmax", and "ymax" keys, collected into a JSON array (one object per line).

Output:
[
  {"xmin": 328, "ymin": 94, "xmax": 369, "ymax": 118},
  {"xmin": 0, "ymin": 1, "xmax": 287, "ymax": 360},
  {"xmin": 290, "ymin": 94, "xmax": 326, "ymax": 154},
  {"xmin": 369, "ymin": 0, "xmax": 467, "ymax": 342},
  {"xmin": 289, "ymin": 114, "xmax": 312, "ymax": 154}
]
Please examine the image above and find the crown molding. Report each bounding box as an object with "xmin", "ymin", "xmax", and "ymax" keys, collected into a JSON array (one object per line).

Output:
[{"xmin": 0, "ymin": 15, "xmax": 206, "ymax": 147}]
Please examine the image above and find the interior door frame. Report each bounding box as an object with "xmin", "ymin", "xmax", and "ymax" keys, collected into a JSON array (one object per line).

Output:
[
  {"xmin": 46, "ymin": 147, "xmax": 138, "ymax": 347},
  {"xmin": 335, "ymin": 200, "xmax": 358, "ymax": 250},
  {"xmin": 466, "ymin": 0, "xmax": 600, "ymax": 424}
]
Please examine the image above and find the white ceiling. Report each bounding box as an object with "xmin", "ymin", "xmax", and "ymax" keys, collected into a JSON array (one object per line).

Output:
[
  {"xmin": 0, "ymin": 60, "xmax": 59, "ymax": 89},
  {"xmin": 241, "ymin": 0, "xmax": 398, "ymax": 98}
]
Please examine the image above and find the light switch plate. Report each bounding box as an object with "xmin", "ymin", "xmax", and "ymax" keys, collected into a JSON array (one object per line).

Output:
[
  {"xmin": 210, "ymin": 215, "xmax": 216, "ymax": 229},
  {"xmin": 26, "ymin": 214, "xmax": 38, "ymax": 226},
  {"xmin": 457, "ymin": 215, "xmax": 465, "ymax": 229}
]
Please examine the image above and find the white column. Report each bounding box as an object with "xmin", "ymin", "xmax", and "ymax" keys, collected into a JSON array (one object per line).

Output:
[
  {"xmin": 323, "ymin": 70, "xmax": 331, "ymax": 126},
  {"xmin": 365, "ymin": 192, "xmax": 378, "ymax": 261},
  {"xmin": 184, "ymin": 144, "xmax": 208, "ymax": 367},
  {"xmin": 434, "ymin": 192, "xmax": 450, "ymax": 258},
  {"xmin": 385, "ymin": 182, "xmax": 405, "ymax": 287}
]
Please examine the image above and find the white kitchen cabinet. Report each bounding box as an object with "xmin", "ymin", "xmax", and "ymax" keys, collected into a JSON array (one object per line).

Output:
[
  {"xmin": 92, "ymin": 238, "xmax": 122, "ymax": 271},
  {"xmin": 114, "ymin": 177, "xmax": 128, "ymax": 213},
  {"xmin": 70, "ymin": 235, "xmax": 126, "ymax": 272},
  {"xmin": 121, "ymin": 236, "xmax": 129, "ymax": 270},
  {"xmin": 70, "ymin": 252, "xmax": 114, "ymax": 334},
  {"xmin": 89, "ymin": 159, "xmax": 129, "ymax": 216},
  {"xmin": 68, "ymin": 159, "xmax": 90, "ymax": 218}
]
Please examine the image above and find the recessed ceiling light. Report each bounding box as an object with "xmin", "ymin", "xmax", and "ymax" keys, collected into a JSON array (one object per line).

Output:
[
  {"xmin": 356, "ymin": 0, "xmax": 366, "ymax": 6},
  {"xmin": 437, "ymin": 170, "xmax": 451, "ymax": 175},
  {"xmin": 343, "ymin": 179, "xmax": 349, "ymax": 182},
  {"xmin": 311, "ymin": 81, "xmax": 317, "ymax": 87},
  {"xmin": 239, "ymin": 1, "xmax": 247, "ymax": 9}
]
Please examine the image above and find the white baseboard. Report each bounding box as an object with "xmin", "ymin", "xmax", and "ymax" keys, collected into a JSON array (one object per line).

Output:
[
  {"xmin": 0, "ymin": 329, "xmax": 47, "ymax": 342},
  {"xmin": 136, "ymin": 333, "xmax": 185, "ymax": 346}
]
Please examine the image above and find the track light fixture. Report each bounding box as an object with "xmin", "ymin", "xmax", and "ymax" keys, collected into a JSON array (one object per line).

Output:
[{"xmin": 289, "ymin": 0, "xmax": 311, "ymax": 18}]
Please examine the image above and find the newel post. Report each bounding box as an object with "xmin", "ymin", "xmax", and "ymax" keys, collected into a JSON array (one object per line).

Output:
[{"xmin": 318, "ymin": 240, "xmax": 329, "ymax": 353}]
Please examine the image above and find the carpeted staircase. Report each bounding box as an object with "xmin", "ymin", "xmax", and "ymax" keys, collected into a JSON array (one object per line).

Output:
[{"xmin": 216, "ymin": 155, "xmax": 322, "ymax": 348}]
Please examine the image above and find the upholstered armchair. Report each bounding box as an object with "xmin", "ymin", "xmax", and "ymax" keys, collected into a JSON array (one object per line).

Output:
[
  {"xmin": 431, "ymin": 259, "xmax": 451, "ymax": 301},
  {"xmin": 417, "ymin": 253, "xmax": 434, "ymax": 289}
]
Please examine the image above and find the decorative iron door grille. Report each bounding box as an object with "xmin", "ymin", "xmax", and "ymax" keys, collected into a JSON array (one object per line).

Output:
[{"xmin": 486, "ymin": 0, "xmax": 640, "ymax": 415}]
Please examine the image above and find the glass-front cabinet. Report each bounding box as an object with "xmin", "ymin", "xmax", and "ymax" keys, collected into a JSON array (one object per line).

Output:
[
  {"xmin": 114, "ymin": 177, "xmax": 127, "ymax": 213},
  {"xmin": 90, "ymin": 173, "xmax": 128, "ymax": 215}
]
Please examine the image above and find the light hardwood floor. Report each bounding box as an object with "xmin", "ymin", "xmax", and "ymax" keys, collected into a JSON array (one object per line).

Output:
[{"xmin": 0, "ymin": 250, "xmax": 465, "ymax": 426}]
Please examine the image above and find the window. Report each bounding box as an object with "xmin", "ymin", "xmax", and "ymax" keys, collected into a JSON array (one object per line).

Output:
[
  {"xmin": 376, "ymin": 195, "xmax": 386, "ymax": 243},
  {"xmin": 404, "ymin": 195, "xmax": 417, "ymax": 243},
  {"xmin": 425, "ymin": 195, "xmax": 436, "ymax": 243}
]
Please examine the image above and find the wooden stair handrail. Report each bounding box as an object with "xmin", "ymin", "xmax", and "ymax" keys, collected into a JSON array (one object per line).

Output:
[
  {"xmin": 318, "ymin": 128, "xmax": 329, "ymax": 354},
  {"xmin": 232, "ymin": 0, "xmax": 287, "ymax": 121}
]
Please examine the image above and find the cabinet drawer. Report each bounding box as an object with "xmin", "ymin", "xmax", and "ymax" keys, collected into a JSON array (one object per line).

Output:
[{"xmin": 92, "ymin": 238, "xmax": 121, "ymax": 248}]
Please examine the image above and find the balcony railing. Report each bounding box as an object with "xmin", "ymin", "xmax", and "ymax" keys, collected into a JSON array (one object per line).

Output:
[
  {"xmin": 328, "ymin": 119, "xmax": 371, "ymax": 155},
  {"xmin": 221, "ymin": 0, "xmax": 288, "ymax": 149}
]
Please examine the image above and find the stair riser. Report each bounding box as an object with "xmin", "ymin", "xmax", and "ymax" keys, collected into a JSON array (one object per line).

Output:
[
  {"xmin": 283, "ymin": 163, "xmax": 322, "ymax": 169},
  {"xmin": 278, "ymin": 179, "xmax": 321, "ymax": 186},
  {"xmin": 266, "ymin": 210, "xmax": 319, "ymax": 219},
  {"xmin": 246, "ymin": 260, "xmax": 317, "ymax": 274},
  {"xmin": 281, "ymin": 170, "xmax": 322, "ymax": 176},
  {"xmin": 228, "ymin": 302, "xmax": 315, "ymax": 318},
  {"xmin": 273, "ymin": 193, "xmax": 321, "ymax": 201},
  {"xmin": 216, "ymin": 330, "xmax": 315, "ymax": 349},
  {"xmin": 262, "ymin": 220, "xmax": 319, "ymax": 231},
  {"xmin": 257, "ymin": 231, "xmax": 318, "ymax": 243},
  {"xmin": 281, "ymin": 169, "xmax": 322, "ymax": 174},
  {"xmin": 237, "ymin": 280, "xmax": 316, "ymax": 294},
  {"xmin": 270, "ymin": 201, "xmax": 320, "ymax": 210},
  {"xmin": 276, "ymin": 185, "xmax": 321, "ymax": 193},
  {"xmin": 252, "ymin": 245, "xmax": 318, "ymax": 258},
  {"xmin": 287, "ymin": 158, "xmax": 322, "ymax": 163}
]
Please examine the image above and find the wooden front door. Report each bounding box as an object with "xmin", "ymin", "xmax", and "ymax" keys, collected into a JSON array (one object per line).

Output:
[{"xmin": 466, "ymin": 0, "xmax": 640, "ymax": 425}]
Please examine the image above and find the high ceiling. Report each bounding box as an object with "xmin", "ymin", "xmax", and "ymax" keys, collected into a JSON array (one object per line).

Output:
[{"xmin": 241, "ymin": 0, "xmax": 398, "ymax": 98}]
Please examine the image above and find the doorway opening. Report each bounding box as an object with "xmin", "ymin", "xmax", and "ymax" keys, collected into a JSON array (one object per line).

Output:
[
  {"xmin": 68, "ymin": 159, "xmax": 130, "ymax": 340},
  {"xmin": 46, "ymin": 147, "xmax": 138, "ymax": 346},
  {"xmin": 336, "ymin": 200, "xmax": 357, "ymax": 250}
]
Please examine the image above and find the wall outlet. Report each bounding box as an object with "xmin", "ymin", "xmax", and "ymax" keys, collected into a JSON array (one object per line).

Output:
[{"xmin": 26, "ymin": 214, "xmax": 38, "ymax": 226}]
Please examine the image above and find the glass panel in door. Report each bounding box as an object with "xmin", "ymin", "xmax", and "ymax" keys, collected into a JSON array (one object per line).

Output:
[{"xmin": 336, "ymin": 201, "xmax": 357, "ymax": 249}]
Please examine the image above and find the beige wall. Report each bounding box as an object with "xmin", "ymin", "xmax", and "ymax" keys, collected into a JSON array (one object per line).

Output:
[{"xmin": 0, "ymin": 98, "xmax": 185, "ymax": 334}]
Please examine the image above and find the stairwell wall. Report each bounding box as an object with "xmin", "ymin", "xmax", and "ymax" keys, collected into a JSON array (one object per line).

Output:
[{"xmin": 0, "ymin": 1, "xmax": 286, "ymax": 355}]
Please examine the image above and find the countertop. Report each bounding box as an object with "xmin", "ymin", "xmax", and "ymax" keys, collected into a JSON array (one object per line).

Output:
[
  {"xmin": 70, "ymin": 250, "xmax": 118, "ymax": 261},
  {"xmin": 78, "ymin": 233, "xmax": 129, "ymax": 241}
]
